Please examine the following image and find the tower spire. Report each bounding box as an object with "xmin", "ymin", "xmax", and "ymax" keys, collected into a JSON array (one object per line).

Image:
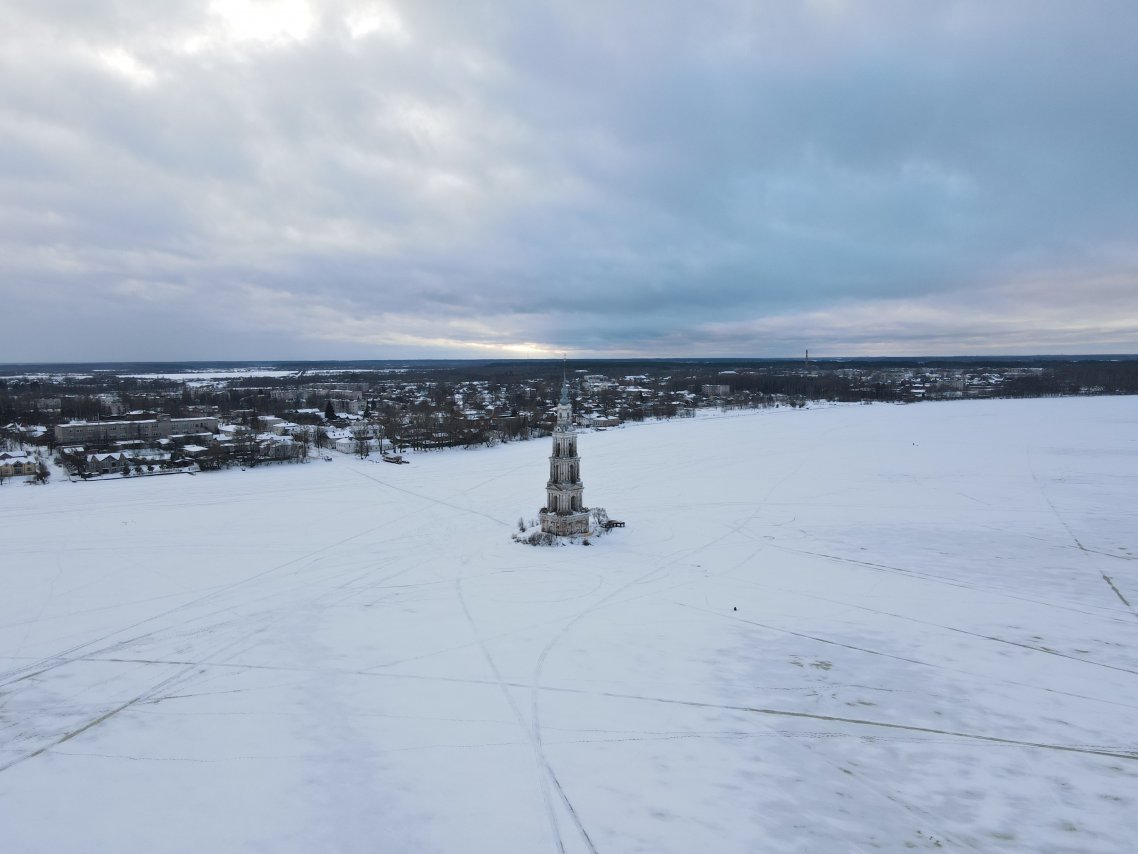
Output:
[{"xmin": 560, "ymin": 354, "xmax": 569, "ymax": 405}]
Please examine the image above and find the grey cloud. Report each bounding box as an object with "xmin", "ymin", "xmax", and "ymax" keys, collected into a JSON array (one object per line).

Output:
[{"xmin": 1, "ymin": 1, "xmax": 1136, "ymax": 360}]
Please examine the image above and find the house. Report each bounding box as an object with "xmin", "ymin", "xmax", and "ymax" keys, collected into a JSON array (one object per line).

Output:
[
  {"xmin": 257, "ymin": 434, "xmax": 299, "ymax": 461},
  {"xmin": 85, "ymin": 452, "xmax": 131, "ymax": 475},
  {"xmin": 586, "ymin": 414, "xmax": 620, "ymax": 428},
  {"xmin": 0, "ymin": 452, "xmax": 38, "ymax": 479}
]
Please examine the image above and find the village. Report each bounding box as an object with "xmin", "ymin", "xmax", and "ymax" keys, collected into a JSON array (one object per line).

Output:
[{"xmin": 1, "ymin": 357, "xmax": 1135, "ymax": 485}]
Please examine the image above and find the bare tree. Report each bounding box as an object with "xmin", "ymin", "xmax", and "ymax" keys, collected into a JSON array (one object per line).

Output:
[
  {"xmin": 295, "ymin": 427, "xmax": 311, "ymax": 461},
  {"xmin": 352, "ymin": 426, "xmax": 372, "ymax": 458}
]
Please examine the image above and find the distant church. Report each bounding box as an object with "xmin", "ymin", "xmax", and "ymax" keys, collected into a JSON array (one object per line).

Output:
[{"xmin": 540, "ymin": 378, "xmax": 591, "ymax": 536}]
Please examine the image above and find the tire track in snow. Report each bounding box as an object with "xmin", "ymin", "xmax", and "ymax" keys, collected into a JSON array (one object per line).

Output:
[
  {"xmin": 694, "ymin": 575, "xmax": 1138, "ymax": 676},
  {"xmin": 1, "ymin": 502, "xmax": 448, "ymax": 778},
  {"xmin": 62, "ymin": 656, "xmax": 1138, "ymax": 763},
  {"xmin": 0, "ymin": 617, "xmax": 280, "ymax": 774},
  {"xmin": 528, "ymin": 683, "xmax": 1138, "ymax": 764},
  {"xmin": 672, "ymin": 600, "xmax": 1138, "ymax": 712},
  {"xmin": 454, "ymin": 576, "xmax": 575, "ymax": 854},
  {"xmin": 763, "ymin": 542, "xmax": 1134, "ymax": 624},
  {"xmin": 1102, "ymin": 574, "xmax": 1132, "ymax": 608},
  {"xmin": 0, "ymin": 505, "xmax": 426, "ymax": 688},
  {"xmin": 1029, "ymin": 451, "xmax": 1138, "ymax": 623},
  {"xmin": 527, "ymin": 567, "xmax": 669, "ymax": 854},
  {"xmin": 2, "ymin": 540, "xmax": 397, "ymax": 773}
]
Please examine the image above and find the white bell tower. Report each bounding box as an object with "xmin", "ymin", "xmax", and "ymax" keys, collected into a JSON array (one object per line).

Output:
[{"xmin": 540, "ymin": 377, "xmax": 590, "ymax": 536}]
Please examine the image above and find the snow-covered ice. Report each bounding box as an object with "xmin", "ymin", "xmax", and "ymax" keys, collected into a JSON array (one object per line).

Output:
[{"xmin": 2, "ymin": 397, "xmax": 1136, "ymax": 852}]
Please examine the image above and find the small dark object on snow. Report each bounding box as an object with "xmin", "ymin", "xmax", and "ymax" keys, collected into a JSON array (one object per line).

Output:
[
  {"xmin": 602, "ymin": 520, "xmax": 625, "ymax": 529},
  {"xmin": 733, "ymin": 606, "xmax": 737, "ymax": 611}
]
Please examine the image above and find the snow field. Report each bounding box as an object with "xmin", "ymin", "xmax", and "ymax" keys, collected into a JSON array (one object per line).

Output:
[{"xmin": 1, "ymin": 397, "xmax": 1136, "ymax": 852}]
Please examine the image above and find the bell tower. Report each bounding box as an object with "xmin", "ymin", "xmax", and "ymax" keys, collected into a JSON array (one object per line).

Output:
[{"xmin": 540, "ymin": 377, "xmax": 590, "ymax": 535}]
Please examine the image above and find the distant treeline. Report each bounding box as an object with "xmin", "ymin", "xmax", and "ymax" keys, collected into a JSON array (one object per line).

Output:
[{"xmin": 2, "ymin": 357, "xmax": 1137, "ymax": 431}]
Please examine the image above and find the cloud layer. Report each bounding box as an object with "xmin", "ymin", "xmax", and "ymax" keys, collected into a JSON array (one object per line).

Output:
[{"xmin": 2, "ymin": 0, "xmax": 1137, "ymax": 359}]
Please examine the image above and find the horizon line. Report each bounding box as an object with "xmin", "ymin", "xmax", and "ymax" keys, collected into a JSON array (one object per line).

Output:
[{"xmin": 4, "ymin": 353, "xmax": 1138, "ymax": 369}]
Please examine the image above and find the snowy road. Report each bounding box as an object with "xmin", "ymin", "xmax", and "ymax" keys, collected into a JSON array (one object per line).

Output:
[{"xmin": 2, "ymin": 397, "xmax": 1137, "ymax": 852}]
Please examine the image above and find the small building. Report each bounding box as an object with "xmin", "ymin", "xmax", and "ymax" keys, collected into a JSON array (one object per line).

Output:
[
  {"xmin": 586, "ymin": 414, "xmax": 620, "ymax": 428},
  {"xmin": 86, "ymin": 452, "xmax": 130, "ymax": 475},
  {"xmin": 0, "ymin": 452, "xmax": 38, "ymax": 478}
]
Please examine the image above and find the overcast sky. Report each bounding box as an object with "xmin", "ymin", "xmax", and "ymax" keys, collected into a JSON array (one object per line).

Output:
[{"xmin": 2, "ymin": 1, "xmax": 1136, "ymax": 361}]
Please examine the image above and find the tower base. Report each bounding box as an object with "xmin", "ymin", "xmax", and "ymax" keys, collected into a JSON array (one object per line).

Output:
[{"xmin": 539, "ymin": 508, "xmax": 591, "ymax": 536}]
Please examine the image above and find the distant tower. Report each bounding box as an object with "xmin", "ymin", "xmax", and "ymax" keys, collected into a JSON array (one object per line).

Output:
[{"xmin": 540, "ymin": 378, "xmax": 590, "ymax": 536}]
